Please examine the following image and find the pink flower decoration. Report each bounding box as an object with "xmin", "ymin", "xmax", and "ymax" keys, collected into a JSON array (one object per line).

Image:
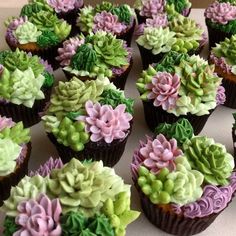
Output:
[
  {"xmin": 14, "ymin": 194, "xmax": 62, "ymax": 236},
  {"xmin": 93, "ymin": 11, "xmax": 126, "ymax": 34},
  {"xmin": 146, "ymin": 14, "xmax": 168, "ymax": 28},
  {"xmin": 140, "ymin": 0, "xmax": 165, "ymax": 17},
  {"xmin": 139, "ymin": 134, "xmax": 183, "ymax": 173},
  {"xmin": 56, "ymin": 37, "xmax": 85, "ymax": 66},
  {"xmin": 147, "ymin": 72, "xmax": 180, "ymax": 110},
  {"xmin": 47, "ymin": 0, "xmax": 76, "ymax": 13},
  {"xmin": 216, "ymin": 85, "xmax": 226, "ymax": 105},
  {"xmin": 0, "ymin": 115, "xmax": 15, "ymax": 131},
  {"xmin": 204, "ymin": 1, "xmax": 236, "ymax": 25},
  {"xmin": 84, "ymin": 101, "xmax": 132, "ymax": 143}
]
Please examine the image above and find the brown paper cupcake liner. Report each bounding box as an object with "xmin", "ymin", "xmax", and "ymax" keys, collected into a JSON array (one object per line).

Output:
[
  {"xmin": 0, "ymin": 142, "xmax": 31, "ymax": 206},
  {"xmin": 47, "ymin": 130, "xmax": 131, "ymax": 167},
  {"xmin": 142, "ymin": 100, "xmax": 214, "ymax": 135},
  {"xmin": 221, "ymin": 78, "xmax": 236, "ymax": 109},
  {"xmin": 63, "ymin": 58, "xmax": 133, "ymax": 90},
  {"xmin": 0, "ymin": 87, "xmax": 52, "ymax": 128}
]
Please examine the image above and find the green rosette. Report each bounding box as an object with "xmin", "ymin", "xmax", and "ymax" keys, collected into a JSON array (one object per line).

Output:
[
  {"xmin": 37, "ymin": 30, "xmax": 60, "ymax": 48},
  {"xmin": 95, "ymin": 1, "xmax": 114, "ymax": 13},
  {"xmin": 111, "ymin": 5, "xmax": 132, "ymax": 24},
  {"xmin": 20, "ymin": 2, "xmax": 53, "ymax": 17}
]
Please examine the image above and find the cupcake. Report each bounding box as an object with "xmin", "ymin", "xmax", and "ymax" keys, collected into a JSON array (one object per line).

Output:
[
  {"xmin": 131, "ymin": 118, "xmax": 236, "ymax": 235},
  {"xmin": 136, "ymin": 52, "xmax": 225, "ymax": 134},
  {"xmin": 136, "ymin": 8, "xmax": 206, "ymax": 69},
  {"xmin": 205, "ymin": 1, "xmax": 236, "ymax": 50},
  {"xmin": 134, "ymin": 0, "xmax": 192, "ymax": 24},
  {"xmin": 56, "ymin": 31, "xmax": 133, "ymax": 90},
  {"xmin": 1, "ymin": 158, "xmax": 140, "ymax": 236},
  {"xmin": 5, "ymin": 9, "xmax": 71, "ymax": 69},
  {"xmin": 20, "ymin": 0, "xmax": 83, "ymax": 35},
  {"xmin": 0, "ymin": 116, "xmax": 31, "ymax": 205},
  {"xmin": 0, "ymin": 49, "xmax": 54, "ymax": 127},
  {"xmin": 42, "ymin": 77, "xmax": 134, "ymax": 166},
  {"xmin": 76, "ymin": 1, "xmax": 136, "ymax": 46},
  {"xmin": 209, "ymin": 35, "xmax": 236, "ymax": 108}
]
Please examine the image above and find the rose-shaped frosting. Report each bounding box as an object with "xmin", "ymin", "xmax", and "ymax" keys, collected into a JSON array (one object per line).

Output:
[
  {"xmin": 93, "ymin": 11, "xmax": 126, "ymax": 34},
  {"xmin": 146, "ymin": 71, "xmax": 180, "ymax": 110},
  {"xmin": 205, "ymin": 1, "xmax": 236, "ymax": 24},
  {"xmin": 0, "ymin": 115, "xmax": 15, "ymax": 131},
  {"xmin": 56, "ymin": 36, "xmax": 85, "ymax": 66},
  {"xmin": 140, "ymin": 0, "xmax": 165, "ymax": 17},
  {"xmin": 14, "ymin": 194, "xmax": 62, "ymax": 236},
  {"xmin": 216, "ymin": 85, "xmax": 226, "ymax": 105},
  {"xmin": 139, "ymin": 134, "xmax": 182, "ymax": 173},
  {"xmin": 83, "ymin": 100, "xmax": 132, "ymax": 143},
  {"xmin": 47, "ymin": 0, "xmax": 76, "ymax": 13}
]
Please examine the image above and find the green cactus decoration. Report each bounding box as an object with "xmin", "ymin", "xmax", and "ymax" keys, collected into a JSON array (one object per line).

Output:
[
  {"xmin": 111, "ymin": 5, "xmax": 131, "ymax": 24},
  {"xmin": 37, "ymin": 30, "xmax": 60, "ymax": 48}
]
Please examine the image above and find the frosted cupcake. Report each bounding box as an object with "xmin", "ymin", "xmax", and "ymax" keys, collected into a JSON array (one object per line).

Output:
[
  {"xmin": 205, "ymin": 0, "xmax": 236, "ymax": 49},
  {"xmin": 1, "ymin": 158, "xmax": 140, "ymax": 235},
  {"xmin": 131, "ymin": 118, "xmax": 236, "ymax": 235},
  {"xmin": 209, "ymin": 35, "xmax": 236, "ymax": 108},
  {"xmin": 5, "ymin": 10, "xmax": 71, "ymax": 69},
  {"xmin": 42, "ymin": 77, "xmax": 133, "ymax": 166},
  {"xmin": 0, "ymin": 49, "xmax": 54, "ymax": 127},
  {"xmin": 77, "ymin": 1, "xmax": 136, "ymax": 46},
  {"xmin": 0, "ymin": 116, "xmax": 31, "ymax": 205},
  {"xmin": 134, "ymin": 0, "xmax": 192, "ymax": 24},
  {"xmin": 56, "ymin": 31, "xmax": 132, "ymax": 90},
  {"xmin": 136, "ymin": 52, "xmax": 225, "ymax": 134},
  {"xmin": 136, "ymin": 9, "xmax": 206, "ymax": 69}
]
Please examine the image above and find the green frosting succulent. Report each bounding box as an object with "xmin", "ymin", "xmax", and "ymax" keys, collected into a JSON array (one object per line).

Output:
[
  {"xmin": 111, "ymin": 4, "xmax": 132, "ymax": 24},
  {"xmin": 71, "ymin": 44, "xmax": 97, "ymax": 72},
  {"xmin": 47, "ymin": 159, "xmax": 130, "ymax": 215},
  {"xmin": 172, "ymin": 38, "xmax": 199, "ymax": 53},
  {"xmin": 0, "ymin": 67, "xmax": 13, "ymax": 99},
  {"xmin": 219, "ymin": 0, "xmax": 236, "ymax": 4},
  {"xmin": 20, "ymin": 2, "xmax": 53, "ymax": 17},
  {"xmin": 136, "ymin": 27, "xmax": 176, "ymax": 55},
  {"xmin": 0, "ymin": 50, "xmax": 11, "ymax": 65},
  {"xmin": 52, "ymin": 117, "xmax": 89, "ymax": 151},
  {"xmin": 167, "ymin": 0, "xmax": 191, "ymax": 14},
  {"xmin": 1, "ymin": 175, "xmax": 48, "ymax": 217},
  {"xmin": 42, "ymin": 71, "xmax": 54, "ymax": 87},
  {"xmin": 95, "ymin": 1, "xmax": 114, "ymax": 13},
  {"xmin": 93, "ymin": 32, "xmax": 128, "ymax": 67},
  {"xmin": 155, "ymin": 118, "xmax": 194, "ymax": 145},
  {"xmin": 41, "ymin": 115, "xmax": 60, "ymax": 133},
  {"xmin": 100, "ymin": 89, "xmax": 134, "ymax": 114},
  {"xmin": 183, "ymin": 136, "xmax": 234, "ymax": 186},
  {"xmin": 3, "ymin": 216, "xmax": 20, "ymax": 236},
  {"xmin": 78, "ymin": 6, "xmax": 95, "ymax": 33},
  {"xmin": 206, "ymin": 18, "xmax": 236, "ymax": 34},
  {"xmin": 138, "ymin": 155, "xmax": 204, "ymax": 206},
  {"xmin": 37, "ymin": 30, "xmax": 60, "ymax": 48},
  {"xmin": 54, "ymin": 21, "xmax": 72, "ymax": 41}
]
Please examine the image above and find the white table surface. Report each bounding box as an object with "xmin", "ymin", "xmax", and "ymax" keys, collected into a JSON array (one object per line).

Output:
[{"xmin": 0, "ymin": 8, "xmax": 236, "ymax": 236}]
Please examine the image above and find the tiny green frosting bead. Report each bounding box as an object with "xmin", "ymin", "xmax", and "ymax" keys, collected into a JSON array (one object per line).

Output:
[
  {"xmin": 141, "ymin": 184, "xmax": 152, "ymax": 195},
  {"xmin": 157, "ymin": 168, "xmax": 170, "ymax": 182},
  {"xmin": 37, "ymin": 30, "xmax": 60, "ymax": 48},
  {"xmin": 111, "ymin": 5, "xmax": 132, "ymax": 24},
  {"xmin": 3, "ymin": 216, "xmax": 20, "ymax": 236},
  {"xmin": 163, "ymin": 179, "xmax": 174, "ymax": 194},
  {"xmin": 151, "ymin": 180, "xmax": 163, "ymax": 192},
  {"xmin": 138, "ymin": 166, "xmax": 150, "ymax": 176},
  {"xmin": 137, "ymin": 176, "xmax": 147, "ymax": 187}
]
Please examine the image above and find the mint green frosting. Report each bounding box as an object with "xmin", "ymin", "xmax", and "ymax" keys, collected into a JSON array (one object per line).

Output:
[
  {"xmin": 136, "ymin": 27, "xmax": 177, "ymax": 55},
  {"xmin": 3, "ymin": 216, "xmax": 19, "ymax": 236},
  {"xmin": 95, "ymin": 1, "xmax": 113, "ymax": 13},
  {"xmin": 37, "ymin": 30, "xmax": 60, "ymax": 48},
  {"xmin": 167, "ymin": 0, "xmax": 191, "ymax": 13},
  {"xmin": 47, "ymin": 159, "xmax": 130, "ymax": 215},
  {"xmin": 0, "ymin": 138, "xmax": 22, "ymax": 176},
  {"xmin": 77, "ymin": 6, "xmax": 95, "ymax": 33},
  {"xmin": 14, "ymin": 21, "xmax": 42, "ymax": 44},
  {"xmin": 54, "ymin": 21, "xmax": 71, "ymax": 41},
  {"xmin": 41, "ymin": 115, "xmax": 60, "ymax": 133},
  {"xmin": 71, "ymin": 44, "xmax": 97, "ymax": 72},
  {"xmin": 1, "ymin": 175, "xmax": 48, "ymax": 217},
  {"xmin": 51, "ymin": 117, "xmax": 89, "ymax": 151},
  {"xmin": 138, "ymin": 155, "xmax": 204, "ymax": 206},
  {"xmin": 183, "ymin": 136, "xmax": 234, "ymax": 186},
  {"xmin": 0, "ymin": 67, "xmax": 13, "ymax": 100},
  {"xmin": 111, "ymin": 4, "xmax": 132, "ymax": 24}
]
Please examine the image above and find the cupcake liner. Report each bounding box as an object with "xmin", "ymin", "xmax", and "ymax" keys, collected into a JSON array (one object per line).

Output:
[
  {"xmin": 0, "ymin": 142, "xmax": 31, "ymax": 206},
  {"xmin": 63, "ymin": 58, "xmax": 133, "ymax": 90},
  {"xmin": 142, "ymin": 100, "xmax": 214, "ymax": 135},
  {"xmin": 0, "ymin": 87, "xmax": 52, "ymax": 128},
  {"xmin": 232, "ymin": 127, "xmax": 236, "ymax": 164},
  {"xmin": 47, "ymin": 130, "xmax": 131, "ymax": 167},
  {"xmin": 222, "ymin": 78, "xmax": 236, "ymax": 108}
]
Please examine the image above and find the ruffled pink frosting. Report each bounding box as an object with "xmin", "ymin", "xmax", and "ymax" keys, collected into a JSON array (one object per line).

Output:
[
  {"xmin": 147, "ymin": 72, "xmax": 180, "ymax": 110},
  {"xmin": 139, "ymin": 134, "xmax": 182, "ymax": 173},
  {"xmin": 204, "ymin": 1, "xmax": 236, "ymax": 24},
  {"xmin": 47, "ymin": 0, "xmax": 76, "ymax": 13},
  {"xmin": 210, "ymin": 52, "xmax": 232, "ymax": 74},
  {"xmin": 140, "ymin": 0, "xmax": 165, "ymax": 17},
  {"xmin": 0, "ymin": 115, "xmax": 15, "ymax": 131},
  {"xmin": 14, "ymin": 194, "xmax": 62, "ymax": 236},
  {"xmin": 93, "ymin": 11, "xmax": 126, "ymax": 34},
  {"xmin": 29, "ymin": 157, "xmax": 64, "ymax": 177},
  {"xmin": 83, "ymin": 101, "xmax": 132, "ymax": 143},
  {"xmin": 56, "ymin": 37, "xmax": 85, "ymax": 66},
  {"xmin": 216, "ymin": 85, "xmax": 226, "ymax": 105}
]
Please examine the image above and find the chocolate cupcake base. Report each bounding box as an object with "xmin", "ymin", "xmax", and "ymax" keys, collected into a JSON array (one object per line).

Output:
[
  {"xmin": 47, "ymin": 131, "xmax": 131, "ymax": 167},
  {"xmin": 0, "ymin": 87, "xmax": 52, "ymax": 128},
  {"xmin": 142, "ymin": 100, "xmax": 214, "ymax": 135},
  {"xmin": 0, "ymin": 142, "xmax": 31, "ymax": 206},
  {"xmin": 222, "ymin": 78, "xmax": 236, "ymax": 109}
]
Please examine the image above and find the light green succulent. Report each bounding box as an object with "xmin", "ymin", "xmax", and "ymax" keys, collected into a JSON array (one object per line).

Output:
[{"xmin": 77, "ymin": 6, "xmax": 95, "ymax": 33}]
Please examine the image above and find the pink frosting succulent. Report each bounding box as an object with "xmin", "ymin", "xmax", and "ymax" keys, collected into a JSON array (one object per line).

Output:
[
  {"xmin": 14, "ymin": 194, "xmax": 62, "ymax": 236},
  {"xmin": 47, "ymin": 0, "xmax": 76, "ymax": 13},
  {"xmin": 147, "ymin": 72, "xmax": 180, "ymax": 110},
  {"xmin": 140, "ymin": 0, "xmax": 165, "ymax": 17},
  {"xmin": 8, "ymin": 16, "xmax": 28, "ymax": 30},
  {"xmin": 210, "ymin": 52, "xmax": 232, "ymax": 74},
  {"xmin": 0, "ymin": 115, "xmax": 15, "ymax": 131},
  {"xmin": 139, "ymin": 134, "xmax": 182, "ymax": 173},
  {"xmin": 204, "ymin": 1, "xmax": 236, "ymax": 24},
  {"xmin": 74, "ymin": 0, "xmax": 83, "ymax": 9},
  {"xmin": 146, "ymin": 14, "xmax": 168, "ymax": 28},
  {"xmin": 83, "ymin": 101, "xmax": 132, "ymax": 143},
  {"xmin": 56, "ymin": 37, "xmax": 85, "ymax": 66},
  {"xmin": 93, "ymin": 11, "xmax": 126, "ymax": 34},
  {"xmin": 216, "ymin": 85, "xmax": 226, "ymax": 105}
]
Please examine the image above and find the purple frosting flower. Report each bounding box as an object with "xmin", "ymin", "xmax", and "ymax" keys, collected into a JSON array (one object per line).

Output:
[
  {"xmin": 140, "ymin": 0, "xmax": 165, "ymax": 17},
  {"xmin": 47, "ymin": 0, "xmax": 76, "ymax": 13},
  {"xmin": 16, "ymin": 144, "xmax": 28, "ymax": 165},
  {"xmin": 171, "ymin": 204, "xmax": 182, "ymax": 214},
  {"xmin": 230, "ymin": 172, "xmax": 236, "ymax": 192},
  {"xmin": 183, "ymin": 202, "xmax": 201, "ymax": 218},
  {"xmin": 216, "ymin": 85, "xmax": 226, "ymax": 105},
  {"xmin": 205, "ymin": 1, "xmax": 236, "ymax": 24},
  {"xmin": 210, "ymin": 52, "xmax": 232, "ymax": 74},
  {"xmin": 197, "ymin": 197, "xmax": 214, "ymax": 217},
  {"xmin": 146, "ymin": 14, "xmax": 168, "ymax": 28},
  {"xmin": 74, "ymin": 0, "xmax": 83, "ymax": 9},
  {"xmin": 135, "ymin": 23, "xmax": 145, "ymax": 36},
  {"xmin": 40, "ymin": 58, "xmax": 53, "ymax": 74},
  {"xmin": 0, "ymin": 115, "xmax": 15, "ymax": 131},
  {"xmin": 93, "ymin": 11, "xmax": 126, "ymax": 34}
]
